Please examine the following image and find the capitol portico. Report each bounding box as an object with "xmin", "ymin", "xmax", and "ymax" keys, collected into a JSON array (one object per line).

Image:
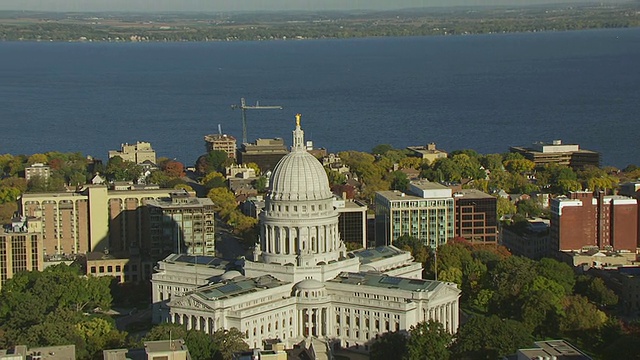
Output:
[{"xmin": 152, "ymin": 115, "xmax": 461, "ymax": 350}]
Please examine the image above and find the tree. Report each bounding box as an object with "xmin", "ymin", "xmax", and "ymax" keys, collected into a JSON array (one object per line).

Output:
[
  {"xmin": 536, "ymin": 258, "xmax": 575, "ymax": 295},
  {"xmin": 487, "ymin": 256, "xmax": 537, "ymax": 319},
  {"xmin": 105, "ymin": 156, "xmax": 142, "ymax": 182},
  {"xmin": 496, "ymin": 196, "xmax": 516, "ymax": 219},
  {"xmin": 372, "ymin": 144, "xmax": 394, "ymax": 155},
  {"xmin": 201, "ymin": 171, "xmax": 227, "ymax": 190},
  {"xmin": 575, "ymin": 276, "xmax": 618, "ymax": 307},
  {"xmin": 451, "ymin": 315, "xmax": 533, "ymax": 360},
  {"xmin": 207, "ymin": 187, "xmax": 237, "ymax": 219},
  {"xmin": 325, "ymin": 167, "xmax": 346, "ymax": 186},
  {"xmin": 560, "ymin": 295, "xmax": 607, "ymax": 334},
  {"xmin": 253, "ymin": 176, "xmax": 268, "ymax": 193},
  {"xmin": 245, "ymin": 162, "xmax": 261, "ymax": 176},
  {"xmin": 389, "ymin": 171, "xmax": 409, "ymax": 191},
  {"xmin": 164, "ymin": 160, "xmax": 185, "ymax": 178},
  {"xmin": 405, "ymin": 320, "xmax": 452, "ymax": 360},
  {"xmin": 144, "ymin": 323, "xmax": 187, "ymax": 342},
  {"xmin": 210, "ymin": 328, "xmax": 248, "ymax": 360},
  {"xmin": 370, "ymin": 331, "xmax": 408, "ymax": 360},
  {"xmin": 197, "ymin": 151, "xmax": 231, "ymax": 174},
  {"xmin": 516, "ymin": 198, "xmax": 542, "ymax": 218},
  {"xmin": 26, "ymin": 153, "xmax": 48, "ymax": 165},
  {"xmin": 480, "ymin": 153, "xmax": 504, "ymax": 172},
  {"xmin": 147, "ymin": 170, "xmax": 171, "ymax": 187},
  {"xmin": 504, "ymin": 158, "xmax": 535, "ymax": 174}
]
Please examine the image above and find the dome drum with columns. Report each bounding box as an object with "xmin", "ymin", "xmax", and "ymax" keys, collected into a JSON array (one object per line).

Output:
[
  {"xmin": 152, "ymin": 115, "xmax": 460, "ymax": 351},
  {"xmin": 256, "ymin": 114, "xmax": 346, "ymax": 268}
]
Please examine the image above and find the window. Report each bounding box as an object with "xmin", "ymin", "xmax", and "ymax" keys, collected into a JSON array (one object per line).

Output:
[
  {"xmin": 116, "ymin": 265, "xmax": 121, "ymax": 272},
  {"xmin": 107, "ymin": 266, "xmax": 113, "ymax": 272},
  {"xmin": 99, "ymin": 266, "xmax": 105, "ymax": 273},
  {"xmin": 90, "ymin": 266, "xmax": 97, "ymax": 274}
]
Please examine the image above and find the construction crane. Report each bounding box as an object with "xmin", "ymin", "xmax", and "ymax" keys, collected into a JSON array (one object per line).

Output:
[{"xmin": 231, "ymin": 98, "xmax": 283, "ymax": 144}]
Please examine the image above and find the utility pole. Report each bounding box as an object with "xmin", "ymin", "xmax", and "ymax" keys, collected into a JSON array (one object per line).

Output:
[{"xmin": 231, "ymin": 98, "xmax": 283, "ymax": 144}]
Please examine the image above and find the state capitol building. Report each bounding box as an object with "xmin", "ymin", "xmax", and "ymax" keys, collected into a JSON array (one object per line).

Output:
[{"xmin": 151, "ymin": 116, "xmax": 460, "ymax": 351}]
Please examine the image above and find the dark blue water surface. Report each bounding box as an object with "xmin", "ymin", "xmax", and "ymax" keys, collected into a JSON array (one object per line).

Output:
[{"xmin": 1, "ymin": 28, "xmax": 639, "ymax": 167}]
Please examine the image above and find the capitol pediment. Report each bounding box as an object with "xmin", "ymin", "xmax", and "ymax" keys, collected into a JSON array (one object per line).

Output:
[
  {"xmin": 170, "ymin": 295, "xmax": 213, "ymax": 310},
  {"xmin": 433, "ymin": 283, "xmax": 462, "ymax": 299}
]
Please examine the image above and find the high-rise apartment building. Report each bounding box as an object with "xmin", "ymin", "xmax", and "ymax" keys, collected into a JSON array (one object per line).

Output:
[
  {"xmin": 0, "ymin": 217, "xmax": 43, "ymax": 290},
  {"xmin": 108, "ymin": 141, "xmax": 157, "ymax": 164},
  {"xmin": 453, "ymin": 189, "xmax": 498, "ymax": 245},
  {"xmin": 24, "ymin": 163, "xmax": 50, "ymax": 182},
  {"xmin": 204, "ymin": 133, "xmax": 237, "ymax": 160},
  {"xmin": 550, "ymin": 191, "xmax": 638, "ymax": 252},
  {"xmin": 145, "ymin": 190, "xmax": 215, "ymax": 259},
  {"xmin": 375, "ymin": 181, "xmax": 455, "ymax": 248},
  {"xmin": 20, "ymin": 186, "xmax": 173, "ymax": 255}
]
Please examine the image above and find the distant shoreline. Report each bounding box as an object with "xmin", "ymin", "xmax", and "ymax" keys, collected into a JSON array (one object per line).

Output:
[{"xmin": 0, "ymin": 3, "xmax": 637, "ymax": 43}]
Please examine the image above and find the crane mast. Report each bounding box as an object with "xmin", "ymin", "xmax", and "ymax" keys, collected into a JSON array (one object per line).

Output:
[{"xmin": 231, "ymin": 98, "xmax": 283, "ymax": 144}]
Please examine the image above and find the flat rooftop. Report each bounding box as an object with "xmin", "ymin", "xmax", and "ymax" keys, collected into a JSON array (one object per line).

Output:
[
  {"xmin": 329, "ymin": 272, "xmax": 440, "ymax": 292},
  {"xmin": 350, "ymin": 246, "xmax": 405, "ymax": 264},
  {"xmin": 518, "ymin": 340, "xmax": 592, "ymax": 360},
  {"xmin": 163, "ymin": 254, "xmax": 231, "ymax": 269},
  {"xmin": 411, "ymin": 180, "xmax": 449, "ymax": 191},
  {"xmin": 144, "ymin": 339, "xmax": 188, "ymax": 353},
  {"xmin": 376, "ymin": 190, "xmax": 425, "ymax": 201},
  {"xmin": 453, "ymin": 189, "xmax": 493, "ymax": 200},
  {"xmin": 193, "ymin": 275, "xmax": 289, "ymax": 301}
]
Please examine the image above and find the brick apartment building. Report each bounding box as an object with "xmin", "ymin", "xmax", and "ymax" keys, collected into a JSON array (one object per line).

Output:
[{"xmin": 550, "ymin": 191, "xmax": 638, "ymax": 252}]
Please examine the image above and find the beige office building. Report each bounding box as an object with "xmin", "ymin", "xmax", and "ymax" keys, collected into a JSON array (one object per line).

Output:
[
  {"xmin": 0, "ymin": 219, "xmax": 44, "ymax": 290},
  {"xmin": 108, "ymin": 141, "xmax": 157, "ymax": 164}
]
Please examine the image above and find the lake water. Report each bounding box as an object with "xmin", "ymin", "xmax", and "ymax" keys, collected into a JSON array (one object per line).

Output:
[{"xmin": 0, "ymin": 28, "xmax": 639, "ymax": 168}]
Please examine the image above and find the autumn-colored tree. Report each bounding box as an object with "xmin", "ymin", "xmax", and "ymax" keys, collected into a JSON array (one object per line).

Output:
[
  {"xmin": 207, "ymin": 187, "xmax": 237, "ymax": 219},
  {"xmin": 164, "ymin": 160, "xmax": 185, "ymax": 178}
]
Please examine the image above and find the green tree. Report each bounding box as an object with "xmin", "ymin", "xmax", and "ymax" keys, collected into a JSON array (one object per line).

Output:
[
  {"xmin": 496, "ymin": 196, "xmax": 516, "ymax": 219},
  {"xmin": 451, "ymin": 315, "xmax": 533, "ymax": 360},
  {"xmin": 105, "ymin": 156, "xmax": 142, "ymax": 182},
  {"xmin": 504, "ymin": 158, "xmax": 535, "ymax": 174},
  {"xmin": 560, "ymin": 295, "xmax": 607, "ymax": 334},
  {"xmin": 516, "ymin": 198, "xmax": 542, "ymax": 218},
  {"xmin": 147, "ymin": 170, "xmax": 171, "ymax": 187},
  {"xmin": 197, "ymin": 150, "xmax": 232, "ymax": 174},
  {"xmin": 372, "ymin": 144, "xmax": 394, "ymax": 155},
  {"xmin": 370, "ymin": 331, "xmax": 408, "ymax": 360},
  {"xmin": 253, "ymin": 176, "xmax": 268, "ymax": 193},
  {"xmin": 575, "ymin": 276, "xmax": 618, "ymax": 307},
  {"xmin": 210, "ymin": 328, "xmax": 248, "ymax": 360},
  {"xmin": 405, "ymin": 320, "xmax": 452, "ymax": 360},
  {"xmin": 389, "ymin": 171, "xmax": 409, "ymax": 191},
  {"xmin": 27, "ymin": 153, "xmax": 48, "ymax": 165},
  {"xmin": 201, "ymin": 171, "xmax": 227, "ymax": 190},
  {"xmin": 537, "ymin": 258, "xmax": 575, "ymax": 295}
]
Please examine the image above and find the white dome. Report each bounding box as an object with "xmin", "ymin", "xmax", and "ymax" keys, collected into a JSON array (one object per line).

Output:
[
  {"xmin": 269, "ymin": 150, "xmax": 332, "ymax": 201},
  {"xmin": 294, "ymin": 279, "xmax": 325, "ymax": 291}
]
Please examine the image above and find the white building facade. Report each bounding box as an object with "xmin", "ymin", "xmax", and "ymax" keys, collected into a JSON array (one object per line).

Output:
[{"xmin": 152, "ymin": 117, "xmax": 460, "ymax": 350}]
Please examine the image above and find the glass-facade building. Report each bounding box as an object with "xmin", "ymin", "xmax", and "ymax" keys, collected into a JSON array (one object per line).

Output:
[{"xmin": 375, "ymin": 181, "xmax": 454, "ymax": 248}]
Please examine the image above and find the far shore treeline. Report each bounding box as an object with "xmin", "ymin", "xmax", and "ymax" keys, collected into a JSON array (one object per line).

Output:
[{"xmin": 0, "ymin": 3, "xmax": 638, "ymax": 42}]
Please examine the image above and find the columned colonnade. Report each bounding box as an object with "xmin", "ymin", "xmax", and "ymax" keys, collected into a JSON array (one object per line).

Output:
[
  {"xmin": 170, "ymin": 311, "xmax": 217, "ymax": 334},
  {"xmin": 262, "ymin": 223, "xmax": 339, "ymax": 255},
  {"xmin": 426, "ymin": 301, "xmax": 459, "ymax": 333}
]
